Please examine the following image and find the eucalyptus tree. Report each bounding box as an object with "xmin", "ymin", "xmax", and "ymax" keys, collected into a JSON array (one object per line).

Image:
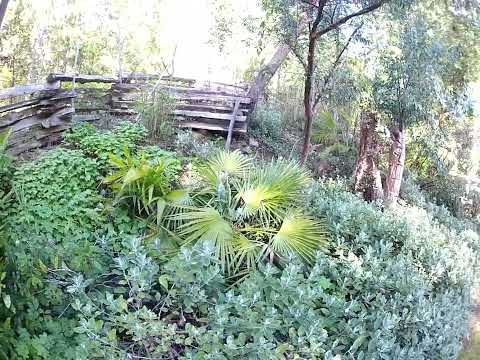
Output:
[
  {"xmin": 372, "ymin": 2, "xmax": 480, "ymax": 204},
  {"xmin": 261, "ymin": 0, "xmax": 399, "ymax": 163}
]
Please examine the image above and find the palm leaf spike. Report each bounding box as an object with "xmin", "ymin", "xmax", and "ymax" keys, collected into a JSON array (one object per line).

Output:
[
  {"xmin": 231, "ymin": 231, "xmax": 264, "ymax": 273},
  {"xmin": 269, "ymin": 213, "xmax": 329, "ymax": 265}
]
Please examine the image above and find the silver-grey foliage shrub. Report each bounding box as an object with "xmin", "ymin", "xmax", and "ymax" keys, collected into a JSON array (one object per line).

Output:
[{"xmin": 57, "ymin": 179, "xmax": 479, "ymax": 359}]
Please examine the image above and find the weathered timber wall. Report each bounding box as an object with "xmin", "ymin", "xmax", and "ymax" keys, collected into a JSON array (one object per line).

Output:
[
  {"xmin": 1, "ymin": 74, "xmax": 252, "ymax": 155},
  {"xmin": 0, "ymin": 87, "xmax": 74, "ymax": 155}
]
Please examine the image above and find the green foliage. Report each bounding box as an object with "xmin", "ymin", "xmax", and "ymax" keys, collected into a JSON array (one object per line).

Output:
[
  {"xmin": 172, "ymin": 151, "xmax": 329, "ymax": 274},
  {"xmin": 251, "ymin": 102, "xmax": 282, "ymax": 143},
  {"xmin": 103, "ymin": 148, "xmax": 183, "ymax": 224},
  {"xmin": 0, "ymin": 142, "xmax": 477, "ymax": 359},
  {"xmin": 136, "ymin": 88, "xmax": 176, "ymax": 140},
  {"xmin": 64, "ymin": 122, "xmax": 147, "ymax": 165}
]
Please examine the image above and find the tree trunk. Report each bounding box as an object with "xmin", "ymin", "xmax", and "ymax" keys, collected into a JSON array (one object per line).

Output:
[
  {"xmin": 248, "ymin": 44, "xmax": 290, "ymax": 112},
  {"xmin": 0, "ymin": 0, "xmax": 9, "ymax": 29},
  {"xmin": 385, "ymin": 127, "xmax": 406, "ymax": 205},
  {"xmin": 353, "ymin": 112, "xmax": 383, "ymax": 202},
  {"xmin": 300, "ymin": 38, "xmax": 316, "ymax": 164}
]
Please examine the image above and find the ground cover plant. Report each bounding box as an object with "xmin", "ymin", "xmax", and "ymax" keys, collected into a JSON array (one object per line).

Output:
[{"xmin": 0, "ymin": 121, "xmax": 477, "ymax": 359}]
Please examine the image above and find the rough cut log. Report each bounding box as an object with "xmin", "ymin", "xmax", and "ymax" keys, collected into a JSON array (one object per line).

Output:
[
  {"xmin": 160, "ymin": 85, "xmax": 247, "ymax": 98},
  {"xmin": 37, "ymin": 103, "xmax": 70, "ymax": 117},
  {"xmin": 48, "ymin": 74, "xmax": 119, "ymax": 84},
  {"xmin": 72, "ymin": 114, "xmax": 101, "ymax": 122},
  {"xmin": 173, "ymin": 109, "xmax": 247, "ymax": 122},
  {"xmin": 0, "ymin": 99, "xmax": 40, "ymax": 113},
  {"xmin": 175, "ymin": 94, "xmax": 251, "ymax": 105},
  {"xmin": 41, "ymin": 107, "xmax": 75, "ymax": 128},
  {"xmin": 0, "ymin": 82, "xmax": 60, "ymax": 100},
  {"xmin": 7, "ymin": 117, "xmax": 44, "ymax": 133},
  {"xmin": 0, "ymin": 106, "xmax": 42, "ymax": 128},
  {"xmin": 175, "ymin": 103, "xmax": 249, "ymax": 114},
  {"xmin": 161, "ymin": 76, "xmax": 196, "ymax": 86},
  {"xmin": 49, "ymin": 90, "xmax": 77, "ymax": 101},
  {"xmin": 9, "ymin": 133, "xmax": 64, "ymax": 156},
  {"xmin": 47, "ymin": 73, "xmax": 162, "ymax": 84},
  {"xmin": 178, "ymin": 120, "xmax": 247, "ymax": 133}
]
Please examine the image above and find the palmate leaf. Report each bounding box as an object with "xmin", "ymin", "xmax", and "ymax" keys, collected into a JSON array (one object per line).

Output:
[
  {"xmin": 235, "ymin": 160, "xmax": 310, "ymax": 223},
  {"xmin": 231, "ymin": 231, "xmax": 263, "ymax": 274},
  {"xmin": 312, "ymin": 111, "xmax": 338, "ymax": 144},
  {"xmin": 201, "ymin": 150, "xmax": 251, "ymax": 187},
  {"xmin": 208, "ymin": 150, "xmax": 251, "ymax": 176},
  {"xmin": 173, "ymin": 207, "xmax": 235, "ymax": 271},
  {"xmin": 270, "ymin": 213, "xmax": 329, "ymax": 265}
]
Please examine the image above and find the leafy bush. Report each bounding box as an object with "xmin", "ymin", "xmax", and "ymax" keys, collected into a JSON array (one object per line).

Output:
[
  {"xmin": 64, "ymin": 121, "xmax": 147, "ymax": 165},
  {"xmin": 0, "ymin": 133, "xmax": 477, "ymax": 359},
  {"xmin": 304, "ymin": 179, "xmax": 479, "ymax": 358},
  {"xmin": 103, "ymin": 148, "xmax": 183, "ymax": 224},
  {"xmin": 251, "ymin": 102, "xmax": 282, "ymax": 143},
  {"xmin": 0, "ymin": 129, "xmax": 12, "ymax": 194}
]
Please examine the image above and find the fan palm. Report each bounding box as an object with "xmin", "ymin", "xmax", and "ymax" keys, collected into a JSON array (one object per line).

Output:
[{"xmin": 172, "ymin": 150, "xmax": 329, "ymax": 275}]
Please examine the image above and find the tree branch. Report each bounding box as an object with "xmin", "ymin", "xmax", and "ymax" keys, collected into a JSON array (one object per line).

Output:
[
  {"xmin": 312, "ymin": 0, "xmax": 329, "ymax": 32},
  {"xmin": 289, "ymin": 44, "xmax": 308, "ymax": 70},
  {"xmin": 313, "ymin": 23, "xmax": 363, "ymax": 109},
  {"xmin": 314, "ymin": 0, "xmax": 388, "ymax": 39}
]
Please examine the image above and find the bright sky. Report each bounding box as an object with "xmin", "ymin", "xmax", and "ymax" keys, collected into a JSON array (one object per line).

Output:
[
  {"xmin": 157, "ymin": 0, "xmax": 261, "ymax": 83},
  {"xmin": 8, "ymin": 0, "xmax": 262, "ymax": 83}
]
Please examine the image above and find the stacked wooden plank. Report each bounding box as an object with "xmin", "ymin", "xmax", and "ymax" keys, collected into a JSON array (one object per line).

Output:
[
  {"xmin": 0, "ymin": 74, "xmax": 252, "ymax": 155},
  {"xmin": 0, "ymin": 84, "xmax": 74, "ymax": 155},
  {"xmin": 110, "ymin": 77, "xmax": 251, "ymax": 133}
]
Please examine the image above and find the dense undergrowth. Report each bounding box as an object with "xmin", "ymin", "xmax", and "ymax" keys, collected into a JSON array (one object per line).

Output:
[{"xmin": 0, "ymin": 122, "xmax": 478, "ymax": 359}]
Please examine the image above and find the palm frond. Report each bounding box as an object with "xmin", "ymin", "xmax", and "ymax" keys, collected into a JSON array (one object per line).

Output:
[
  {"xmin": 269, "ymin": 213, "xmax": 329, "ymax": 265},
  {"xmin": 208, "ymin": 150, "xmax": 251, "ymax": 176},
  {"xmin": 231, "ymin": 231, "xmax": 263, "ymax": 273},
  {"xmin": 312, "ymin": 111, "xmax": 338, "ymax": 144},
  {"xmin": 235, "ymin": 160, "xmax": 310, "ymax": 223},
  {"xmin": 173, "ymin": 207, "xmax": 234, "ymax": 271},
  {"xmin": 201, "ymin": 150, "xmax": 251, "ymax": 186}
]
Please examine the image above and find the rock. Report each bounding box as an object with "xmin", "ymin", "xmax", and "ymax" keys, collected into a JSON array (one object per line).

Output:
[{"xmin": 249, "ymin": 137, "xmax": 259, "ymax": 147}]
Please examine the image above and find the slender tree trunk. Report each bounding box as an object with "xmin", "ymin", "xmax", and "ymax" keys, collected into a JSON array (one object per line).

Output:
[
  {"xmin": 300, "ymin": 38, "xmax": 316, "ymax": 164},
  {"xmin": 385, "ymin": 126, "xmax": 406, "ymax": 205},
  {"xmin": 248, "ymin": 44, "xmax": 290, "ymax": 112},
  {"xmin": 0, "ymin": 0, "xmax": 9, "ymax": 29},
  {"xmin": 353, "ymin": 112, "xmax": 383, "ymax": 202}
]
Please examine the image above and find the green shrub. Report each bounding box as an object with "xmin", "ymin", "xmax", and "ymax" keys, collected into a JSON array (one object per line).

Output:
[
  {"xmin": 1, "ymin": 138, "xmax": 477, "ymax": 359},
  {"xmin": 103, "ymin": 148, "xmax": 183, "ymax": 224},
  {"xmin": 135, "ymin": 88, "xmax": 176, "ymax": 140},
  {"xmin": 64, "ymin": 121, "xmax": 147, "ymax": 165},
  {"xmin": 304, "ymin": 179, "xmax": 479, "ymax": 358},
  {"xmin": 251, "ymin": 102, "xmax": 282, "ymax": 143}
]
